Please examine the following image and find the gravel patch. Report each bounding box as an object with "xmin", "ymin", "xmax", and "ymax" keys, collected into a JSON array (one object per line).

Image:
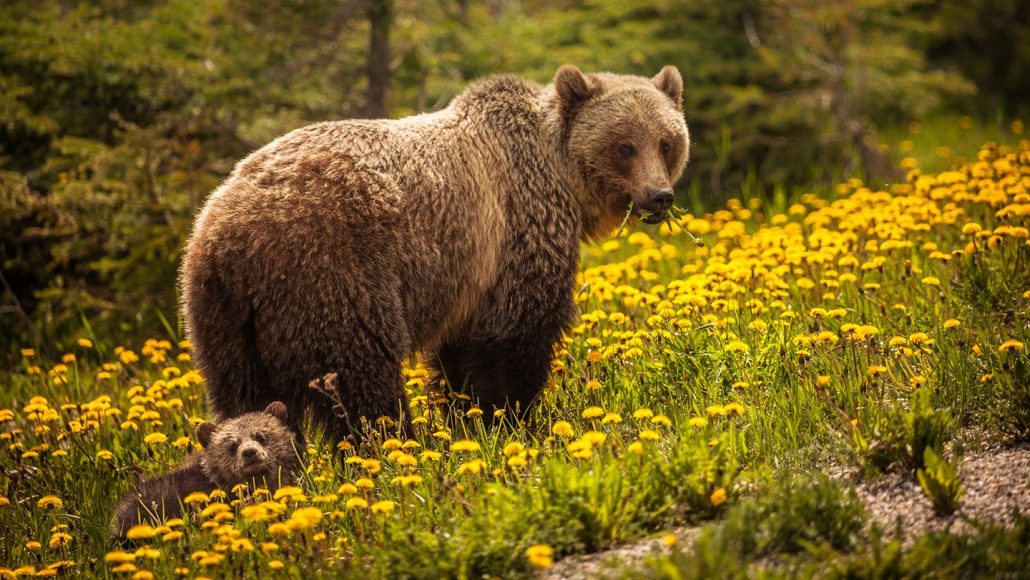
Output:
[
  {"xmin": 542, "ymin": 527, "xmax": 700, "ymax": 580},
  {"xmin": 544, "ymin": 442, "xmax": 1030, "ymax": 577},
  {"xmin": 856, "ymin": 441, "xmax": 1030, "ymax": 540}
]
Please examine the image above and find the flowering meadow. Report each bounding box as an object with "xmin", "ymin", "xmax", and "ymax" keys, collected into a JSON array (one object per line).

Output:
[{"xmin": 2, "ymin": 139, "xmax": 1029, "ymax": 578}]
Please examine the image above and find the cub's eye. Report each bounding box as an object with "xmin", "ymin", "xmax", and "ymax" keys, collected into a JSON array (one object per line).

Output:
[
  {"xmin": 228, "ymin": 442, "xmax": 238, "ymax": 455},
  {"xmin": 660, "ymin": 142, "xmax": 672, "ymax": 155},
  {"xmin": 619, "ymin": 144, "xmax": 636, "ymax": 159},
  {"xmin": 254, "ymin": 434, "xmax": 266, "ymax": 446}
]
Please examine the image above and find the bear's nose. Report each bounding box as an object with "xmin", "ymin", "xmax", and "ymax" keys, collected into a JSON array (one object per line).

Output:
[
  {"xmin": 647, "ymin": 190, "xmax": 674, "ymax": 213},
  {"xmin": 242, "ymin": 448, "xmax": 257, "ymax": 459}
]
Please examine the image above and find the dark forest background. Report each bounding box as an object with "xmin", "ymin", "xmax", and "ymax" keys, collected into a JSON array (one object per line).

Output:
[{"xmin": 1, "ymin": 0, "xmax": 1027, "ymax": 355}]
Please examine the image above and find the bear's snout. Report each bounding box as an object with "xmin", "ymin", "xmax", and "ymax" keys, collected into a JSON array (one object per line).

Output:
[{"xmin": 640, "ymin": 189, "xmax": 674, "ymax": 222}]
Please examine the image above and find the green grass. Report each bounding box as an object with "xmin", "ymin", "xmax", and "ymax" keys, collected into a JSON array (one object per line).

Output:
[{"xmin": 1, "ymin": 136, "xmax": 1028, "ymax": 578}]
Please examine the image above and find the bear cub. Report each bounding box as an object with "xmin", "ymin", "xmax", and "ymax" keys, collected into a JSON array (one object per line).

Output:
[{"xmin": 112, "ymin": 402, "xmax": 299, "ymax": 540}]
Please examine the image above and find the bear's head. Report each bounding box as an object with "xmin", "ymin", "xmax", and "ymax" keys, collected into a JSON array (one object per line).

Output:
[
  {"xmin": 551, "ymin": 65, "xmax": 689, "ymax": 238},
  {"xmin": 197, "ymin": 401, "xmax": 300, "ymax": 489}
]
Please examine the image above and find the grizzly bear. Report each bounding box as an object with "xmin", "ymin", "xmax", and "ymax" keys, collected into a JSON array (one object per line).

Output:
[
  {"xmin": 112, "ymin": 402, "xmax": 299, "ymax": 540},
  {"xmin": 180, "ymin": 65, "xmax": 689, "ymax": 441}
]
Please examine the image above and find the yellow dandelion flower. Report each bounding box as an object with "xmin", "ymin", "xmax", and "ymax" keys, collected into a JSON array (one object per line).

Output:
[
  {"xmin": 651, "ymin": 414, "xmax": 672, "ymax": 427},
  {"xmin": 182, "ymin": 492, "xmax": 209, "ymax": 505},
  {"xmin": 551, "ymin": 421, "xmax": 574, "ymax": 437},
  {"xmin": 288, "ymin": 507, "xmax": 322, "ymax": 530},
  {"xmin": 450, "ymin": 439, "xmax": 481, "ymax": 453},
  {"xmin": 37, "ymin": 496, "xmax": 63, "ymax": 510},
  {"xmin": 345, "ymin": 497, "xmax": 369, "ymax": 510},
  {"xmin": 581, "ymin": 406, "xmax": 604, "ymax": 419},
  {"xmin": 638, "ymin": 429, "xmax": 661, "ymax": 442},
  {"xmin": 706, "ymin": 405, "xmax": 726, "ymax": 417},
  {"xmin": 370, "ymin": 500, "xmax": 396, "ymax": 514},
  {"xmin": 633, "ymin": 408, "xmax": 654, "ymax": 420},
  {"xmin": 943, "ymin": 319, "xmax": 961, "ymax": 329},
  {"xmin": 1000, "ymin": 339, "xmax": 1024, "ymax": 352},
  {"xmin": 456, "ymin": 459, "xmax": 487, "ymax": 475},
  {"xmin": 48, "ymin": 533, "xmax": 72, "ymax": 549},
  {"xmin": 125, "ymin": 525, "xmax": 156, "ymax": 541},
  {"xmin": 724, "ymin": 402, "xmax": 746, "ymax": 416},
  {"xmin": 710, "ymin": 487, "xmax": 728, "ymax": 506},
  {"xmin": 104, "ymin": 551, "xmax": 136, "ymax": 563},
  {"xmin": 144, "ymin": 433, "xmax": 167, "ymax": 444},
  {"xmin": 724, "ymin": 340, "xmax": 749, "ymax": 353},
  {"xmin": 867, "ymin": 365, "xmax": 888, "ymax": 376},
  {"xmin": 267, "ymin": 523, "xmax": 291, "ymax": 537},
  {"xmin": 525, "ymin": 544, "xmax": 554, "ymax": 569}
]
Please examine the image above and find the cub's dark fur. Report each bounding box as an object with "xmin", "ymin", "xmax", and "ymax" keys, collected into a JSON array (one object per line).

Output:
[{"xmin": 111, "ymin": 402, "xmax": 298, "ymax": 540}]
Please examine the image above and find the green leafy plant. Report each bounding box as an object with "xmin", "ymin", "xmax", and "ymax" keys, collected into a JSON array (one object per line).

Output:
[{"xmin": 916, "ymin": 447, "xmax": 964, "ymax": 516}]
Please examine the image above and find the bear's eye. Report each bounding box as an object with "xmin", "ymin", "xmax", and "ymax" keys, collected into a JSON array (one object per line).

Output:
[
  {"xmin": 254, "ymin": 433, "xmax": 266, "ymax": 446},
  {"xmin": 660, "ymin": 142, "xmax": 672, "ymax": 156},
  {"xmin": 228, "ymin": 442, "xmax": 238, "ymax": 455},
  {"xmin": 619, "ymin": 144, "xmax": 636, "ymax": 159}
]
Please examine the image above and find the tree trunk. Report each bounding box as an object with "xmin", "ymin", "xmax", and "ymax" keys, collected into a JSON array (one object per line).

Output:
[{"xmin": 366, "ymin": 0, "xmax": 392, "ymax": 118}]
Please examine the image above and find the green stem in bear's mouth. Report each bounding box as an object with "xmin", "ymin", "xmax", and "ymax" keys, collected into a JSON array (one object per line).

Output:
[
  {"xmin": 613, "ymin": 201, "xmax": 634, "ymax": 238},
  {"xmin": 664, "ymin": 206, "xmax": 705, "ymax": 247},
  {"xmin": 611, "ymin": 202, "xmax": 704, "ymax": 248}
]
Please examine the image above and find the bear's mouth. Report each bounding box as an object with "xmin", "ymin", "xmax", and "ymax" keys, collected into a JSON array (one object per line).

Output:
[
  {"xmin": 240, "ymin": 460, "xmax": 268, "ymax": 478},
  {"xmin": 640, "ymin": 212, "xmax": 665, "ymax": 225}
]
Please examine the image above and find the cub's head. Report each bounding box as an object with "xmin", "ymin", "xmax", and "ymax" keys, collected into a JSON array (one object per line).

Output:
[
  {"xmin": 552, "ymin": 64, "xmax": 689, "ymax": 237},
  {"xmin": 197, "ymin": 401, "xmax": 299, "ymax": 489}
]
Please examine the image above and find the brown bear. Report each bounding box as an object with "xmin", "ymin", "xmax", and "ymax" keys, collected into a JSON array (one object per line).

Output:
[
  {"xmin": 112, "ymin": 402, "xmax": 299, "ymax": 540},
  {"xmin": 180, "ymin": 65, "xmax": 689, "ymax": 441}
]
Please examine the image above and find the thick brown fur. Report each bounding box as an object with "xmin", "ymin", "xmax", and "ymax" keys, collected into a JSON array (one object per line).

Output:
[
  {"xmin": 180, "ymin": 65, "xmax": 689, "ymax": 441},
  {"xmin": 111, "ymin": 402, "xmax": 299, "ymax": 540}
]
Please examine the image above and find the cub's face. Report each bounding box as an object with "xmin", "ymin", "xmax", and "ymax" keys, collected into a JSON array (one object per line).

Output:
[
  {"xmin": 198, "ymin": 402, "xmax": 298, "ymax": 488},
  {"xmin": 554, "ymin": 65, "xmax": 689, "ymax": 236}
]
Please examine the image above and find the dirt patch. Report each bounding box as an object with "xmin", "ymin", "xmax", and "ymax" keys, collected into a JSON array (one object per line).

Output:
[
  {"xmin": 543, "ymin": 442, "xmax": 1030, "ymax": 577},
  {"xmin": 856, "ymin": 441, "xmax": 1030, "ymax": 540},
  {"xmin": 542, "ymin": 527, "xmax": 700, "ymax": 580}
]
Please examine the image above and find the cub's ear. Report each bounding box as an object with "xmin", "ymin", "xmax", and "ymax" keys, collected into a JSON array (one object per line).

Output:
[
  {"xmin": 195, "ymin": 422, "xmax": 216, "ymax": 448},
  {"xmin": 554, "ymin": 65, "xmax": 597, "ymax": 116},
  {"xmin": 264, "ymin": 401, "xmax": 288, "ymax": 424},
  {"xmin": 652, "ymin": 65, "xmax": 683, "ymax": 109}
]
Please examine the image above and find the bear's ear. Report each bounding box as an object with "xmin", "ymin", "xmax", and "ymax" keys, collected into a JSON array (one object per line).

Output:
[
  {"xmin": 264, "ymin": 401, "xmax": 288, "ymax": 424},
  {"xmin": 554, "ymin": 65, "xmax": 597, "ymax": 116},
  {"xmin": 195, "ymin": 422, "xmax": 216, "ymax": 448},
  {"xmin": 652, "ymin": 65, "xmax": 683, "ymax": 109}
]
